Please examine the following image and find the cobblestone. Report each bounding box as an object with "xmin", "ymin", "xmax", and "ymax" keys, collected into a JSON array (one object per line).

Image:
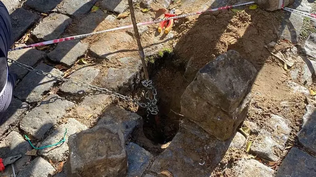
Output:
[
  {"xmin": 99, "ymin": 0, "xmax": 129, "ymax": 13},
  {"xmin": 127, "ymin": 142, "xmax": 153, "ymax": 177},
  {"xmin": 17, "ymin": 157, "xmax": 55, "ymax": 177},
  {"xmin": 298, "ymin": 110, "xmax": 316, "ymax": 154},
  {"xmin": 60, "ymin": 66, "xmax": 99, "ymax": 94},
  {"xmin": 39, "ymin": 118, "xmax": 88, "ymax": 162},
  {"xmin": 56, "ymin": 0, "xmax": 97, "ymax": 17},
  {"xmin": 276, "ymin": 148, "xmax": 316, "ymax": 177},
  {"xmin": 14, "ymin": 62, "xmax": 63, "ymax": 102},
  {"xmin": 32, "ymin": 13, "xmax": 72, "ymax": 40},
  {"xmin": 20, "ymin": 95, "xmax": 74, "ymax": 139},
  {"xmin": 11, "ymin": 8, "xmax": 39, "ymax": 42},
  {"xmin": 98, "ymin": 105, "xmax": 141, "ymax": 140},
  {"xmin": 0, "ymin": 98, "xmax": 28, "ymax": 136},
  {"xmin": 25, "ymin": 0, "xmax": 62, "ymax": 13},
  {"xmin": 8, "ymin": 48, "xmax": 46, "ymax": 79},
  {"xmin": 232, "ymin": 159, "xmax": 274, "ymax": 177},
  {"xmin": 48, "ymin": 40, "xmax": 88, "ymax": 66}
]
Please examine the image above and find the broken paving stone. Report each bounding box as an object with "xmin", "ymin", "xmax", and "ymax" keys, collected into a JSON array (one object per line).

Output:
[
  {"xmin": 67, "ymin": 124, "xmax": 127, "ymax": 177},
  {"xmin": 73, "ymin": 94, "xmax": 112, "ymax": 126},
  {"xmin": 1, "ymin": 0, "xmax": 21, "ymax": 14},
  {"xmin": 232, "ymin": 159, "xmax": 274, "ymax": 177},
  {"xmin": 230, "ymin": 132, "xmax": 246, "ymax": 149},
  {"xmin": 100, "ymin": 58, "xmax": 142, "ymax": 91},
  {"xmin": 48, "ymin": 40, "xmax": 89, "ymax": 66},
  {"xmin": 251, "ymin": 114, "xmax": 291, "ymax": 161},
  {"xmin": 99, "ymin": 0, "xmax": 129, "ymax": 13},
  {"xmin": 32, "ymin": 13, "xmax": 72, "ymax": 40},
  {"xmin": 20, "ymin": 95, "xmax": 74, "ymax": 139},
  {"xmin": 8, "ymin": 48, "xmax": 46, "ymax": 79},
  {"xmin": 17, "ymin": 157, "xmax": 55, "ymax": 177},
  {"xmin": 149, "ymin": 119, "xmax": 232, "ymax": 177},
  {"xmin": 305, "ymin": 33, "xmax": 316, "ymax": 59},
  {"xmin": 89, "ymin": 32, "xmax": 135, "ymax": 60},
  {"xmin": 298, "ymin": 111, "xmax": 316, "ymax": 154},
  {"xmin": 39, "ymin": 118, "xmax": 88, "ymax": 162},
  {"xmin": 98, "ymin": 105, "xmax": 141, "ymax": 140},
  {"xmin": 276, "ymin": 147, "xmax": 316, "ymax": 177},
  {"xmin": 11, "ymin": 8, "xmax": 40, "ymax": 42},
  {"xmin": 56, "ymin": 0, "xmax": 97, "ymax": 17},
  {"xmin": 181, "ymin": 50, "xmax": 256, "ymax": 140},
  {"xmin": 25, "ymin": 0, "xmax": 62, "ymax": 13},
  {"xmin": 126, "ymin": 142, "xmax": 153, "ymax": 177},
  {"xmin": 0, "ymin": 98, "xmax": 28, "ymax": 136},
  {"xmin": 60, "ymin": 66, "xmax": 99, "ymax": 94},
  {"xmin": 14, "ymin": 62, "xmax": 63, "ymax": 102}
]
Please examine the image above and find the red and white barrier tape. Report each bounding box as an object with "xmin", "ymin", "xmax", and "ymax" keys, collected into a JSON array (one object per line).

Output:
[
  {"xmin": 10, "ymin": 1, "xmax": 255, "ymax": 51},
  {"xmin": 283, "ymin": 7, "xmax": 316, "ymax": 21}
]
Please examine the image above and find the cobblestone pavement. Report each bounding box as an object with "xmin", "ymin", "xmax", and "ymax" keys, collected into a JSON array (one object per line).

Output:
[{"xmin": 0, "ymin": 0, "xmax": 316, "ymax": 177}]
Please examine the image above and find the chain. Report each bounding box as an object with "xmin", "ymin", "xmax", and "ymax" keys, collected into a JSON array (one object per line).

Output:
[{"xmin": 7, "ymin": 58, "xmax": 159, "ymax": 115}]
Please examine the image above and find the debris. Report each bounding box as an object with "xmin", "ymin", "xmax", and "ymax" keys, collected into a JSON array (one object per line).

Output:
[
  {"xmin": 249, "ymin": 4, "xmax": 258, "ymax": 10},
  {"xmin": 117, "ymin": 11, "xmax": 130, "ymax": 19},
  {"xmin": 309, "ymin": 88, "xmax": 316, "ymax": 96},
  {"xmin": 141, "ymin": 8, "xmax": 149, "ymax": 13},
  {"xmin": 160, "ymin": 170, "xmax": 174, "ymax": 177},
  {"xmin": 91, "ymin": 5, "xmax": 99, "ymax": 13},
  {"xmin": 24, "ymin": 129, "xmax": 67, "ymax": 150},
  {"xmin": 246, "ymin": 141, "xmax": 252, "ymax": 152},
  {"xmin": 25, "ymin": 149, "xmax": 37, "ymax": 156}
]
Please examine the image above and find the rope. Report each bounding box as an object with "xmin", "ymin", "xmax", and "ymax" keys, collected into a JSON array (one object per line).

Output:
[
  {"xmin": 24, "ymin": 129, "xmax": 67, "ymax": 150},
  {"xmin": 10, "ymin": 1, "xmax": 255, "ymax": 51}
]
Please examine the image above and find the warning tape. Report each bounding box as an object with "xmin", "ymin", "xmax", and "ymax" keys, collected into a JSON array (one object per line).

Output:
[
  {"xmin": 283, "ymin": 7, "xmax": 316, "ymax": 21},
  {"xmin": 10, "ymin": 1, "xmax": 255, "ymax": 51}
]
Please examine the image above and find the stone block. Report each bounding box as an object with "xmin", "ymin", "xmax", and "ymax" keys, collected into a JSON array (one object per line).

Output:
[
  {"xmin": 67, "ymin": 125, "xmax": 127, "ymax": 177},
  {"xmin": 25, "ymin": 0, "xmax": 62, "ymax": 13},
  {"xmin": 48, "ymin": 40, "xmax": 88, "ymax": 66},
  {"xmin": 20, "ymin": 95, "xmax": 74, "ymax": 139},
  {"xmin": 40, "ymin": 118, "xmax": 88, "ymax": 162},
  {"xmin": 98, "ymin": 105, "xmax": 141, "ymax": 141},
  {"xmin": 232, "ymin": 159, "xmax": 274, "ymax": 177},
  {"xmin": 0, "ymin": 98, "xmax": 28, "ymax": 136},
  {"xmin": 10, "ymin": 8, "xmax": 39, "ymax": 41},
  {"xmin": 149, "ymin": 120, "xmax": 232, "ymax": 177},
  {"xmin": 251, "ymin": 114, "xmax": 291, "ymax": 161},
  {"xmin": 298, "ymin": 110, "xmax": 316, "ymax": 153},
  {"xmin": 56, "ymin": 0, "xmax": 97, "ymax": 17},
  {"xmin": 126, "ymin": 142, "xmax": 153, "ymax": 177},
  {"xmin": 17, "ymin": 157, "xmax": 55, "ymax": 177},
  {"xmin": 100, "ymin": 57, "xmax": 142, "ymax": 91},
  {"xmin": 69, "ymin": 10, "xmax": 106, "ymax": 35},
  {"xmin": 60, "ymin": 66, "xmax": 99, "ymax": 94},
  {"xmin": 14, "ymin": 62, "xmax": 63, "ymax": 102},
  {"xmin": 73, "ymin": 94, "xmax": 112, "ymax": 126},
  {"xmin": 276, "ymin": 148, "xmax": 316, "ymax": 177},
  {"xmin": 181, "ymin": 51, "xmax": 256, "ymax": 140},
  {"xmin": 89, "ymin": 32, "xmax": 135, "ymax": 60},
  {"xmin": 8, "ymin": 48, "xmax": 46, "ymax": 79},
  {"xmin": 99, "ymin": 0, "xmax": 129, "ymax": 13},
  {"xmin": 230, "ymin": 132, "xmax": 246, "ymax": 149},
  {"xmin": 32, "ymin": 13, "xmax": 72, "ymax": 40}
]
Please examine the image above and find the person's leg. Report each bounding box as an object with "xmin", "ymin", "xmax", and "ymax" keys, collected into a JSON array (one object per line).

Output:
[{"xmin": 0, "ymin": 2, "xmax": 13, "ymax": 123}]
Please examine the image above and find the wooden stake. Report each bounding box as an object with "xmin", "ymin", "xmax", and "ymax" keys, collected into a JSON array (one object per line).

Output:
[{"xmin": 128, "ymin": 0, "xmax": 149, "ymax": 80}]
